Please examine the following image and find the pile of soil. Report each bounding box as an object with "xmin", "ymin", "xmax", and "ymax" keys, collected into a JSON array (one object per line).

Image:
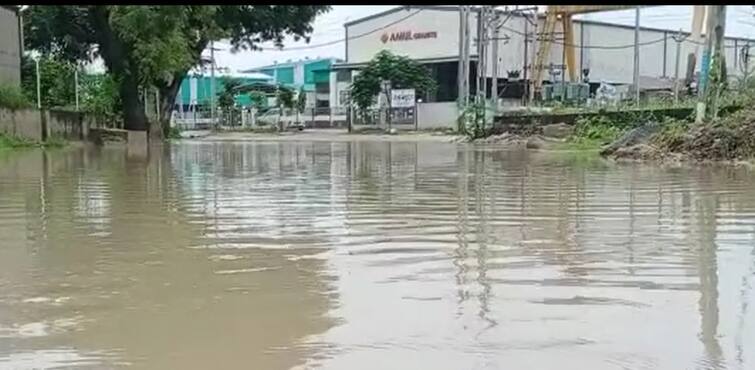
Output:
[{"xmin": 602, "ymin": 106, "xmax": 755, "ymax": 163}]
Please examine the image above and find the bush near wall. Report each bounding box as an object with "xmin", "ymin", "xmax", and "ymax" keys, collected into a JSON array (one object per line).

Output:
[{"xmin": 0, "ymin": 84, "xmax": 31, "ymax": 110}]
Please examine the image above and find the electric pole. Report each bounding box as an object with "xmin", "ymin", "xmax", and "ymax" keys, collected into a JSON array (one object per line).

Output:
[
  {"xmin": 476, "ymin": 6, "xmax": 485, "ymax": 104},
  {"xmin": 633, "ymin": 6, "xmax": 641, "ymax": 105},
  {"xmin": 210, "ymin": 41, "xmax": 216, "ymax": 127},
  {"xmin": 458, "ymin": 6, "xmax": 465, "ymax": 108},
  {"xmin": 458, "ymin": 6, "xmax": 471, "ymax": 108},
  {"xmin": 491, "ymin": 8, "xmax": 500, "ymax": 113},
  {"xmin": 696, "ymin": 5, "xmax": 727, "ymax": 122}
]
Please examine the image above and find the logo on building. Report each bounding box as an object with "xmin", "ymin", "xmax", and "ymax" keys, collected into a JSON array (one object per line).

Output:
[{"xmin": 380, "ymin": 30, "xmax": 438, "ymax": 43}]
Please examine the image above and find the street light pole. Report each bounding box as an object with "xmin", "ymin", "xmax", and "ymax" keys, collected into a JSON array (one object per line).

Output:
[
  {"xmin": 74, "ymin": 65, "xmax": 80, "ymax": 111},
  {"xmin": 35, "ymin": 57, "xmax": 41, "ymax": 109}
]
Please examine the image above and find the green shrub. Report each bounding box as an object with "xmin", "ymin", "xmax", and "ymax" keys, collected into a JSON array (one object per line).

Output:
[
  {"xmin": 571, "ymin": 115, "xmax": 625, "ymax": 145},
  {"xmin": 165, "ymin": 126, "xmax": 182, "ymax": 139},
  {"xmin": 0, "ymin": 84, "xmax": 31, "ymax": 110}
]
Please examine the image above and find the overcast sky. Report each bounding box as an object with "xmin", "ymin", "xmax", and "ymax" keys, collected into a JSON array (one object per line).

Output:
[{"xmin": 84, "ymin": 6, "xmax": 755, "ymax": 74}]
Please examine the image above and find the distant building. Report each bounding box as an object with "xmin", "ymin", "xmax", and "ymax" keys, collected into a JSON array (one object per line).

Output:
[
  {"xmin": 241, "ymin": 57, "xmax": 342, "ymax": 108},
  {"xmin": 0, "ymin": 6, "xmax": 21, "ymax": 87},
  {"xmin": 174, "ymin": 70, "xmax": 273, "ymax": 110}
]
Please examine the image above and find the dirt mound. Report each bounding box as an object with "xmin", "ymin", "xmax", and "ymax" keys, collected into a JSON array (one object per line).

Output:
[
  {"xmin": 679, "ymin": 120, "xmax": 755, "ymax": 160},
  {"xmin": 602, "ymin": 105, "xmax": 755, "ymax": 162}
]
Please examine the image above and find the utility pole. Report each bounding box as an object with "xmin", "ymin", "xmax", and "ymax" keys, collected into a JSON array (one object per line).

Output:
[
  {"xmin": 464, "ymin": 6, "xmax": 471, "ymax": 107},
  {"xmin": 476, "ymin": 6, "xmax": 485, "ymax": 104},
  {"xmin": 633, "ymin": 6, "xmax": 641, "ymax": 105},
  {"xmin": 522, "ymin": 13, "xmax": 529, "ymax": 106},
  {"xmin": 672, "ymin": 30, "xmax": 686, "ymax": 104},
  {"xmin": 696, "ymin": 5, "xmax": 726, "ymax": 122},
  {"xmin": 210, "ymin": 41, "xmax": 216, "ymax": 127},
  {"xmin": 458, "ymin": 6, "xmax": 467, "ymax": 108},
  {"xmin": 458, "ymin": 6, "xmax": 471, "ymax": 108},
  {"xmin": 491, "ymin": 8, "xmax": 500, "ymax": 113}
]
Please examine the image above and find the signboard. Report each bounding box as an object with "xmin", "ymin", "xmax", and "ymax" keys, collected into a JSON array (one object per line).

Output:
[
  {"xmin": 391, "ymin": 89, "xmax": 416, "ymax": 108},
  {"xmin": 381, "ymin": 31, "xmax": 438, "ymax": 44}
]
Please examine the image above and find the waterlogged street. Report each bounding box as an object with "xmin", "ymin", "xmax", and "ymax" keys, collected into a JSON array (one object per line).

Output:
[{"xmin": 1, "ymin": 141, "xmax": 754, "ymax": 369}]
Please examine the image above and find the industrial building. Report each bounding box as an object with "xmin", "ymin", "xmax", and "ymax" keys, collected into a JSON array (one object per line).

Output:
[
  {"xmin": 175, "ymin": 70, "xmax": 273, "ymax": 110},
  {"xmin": 0, "ymin": 5, "xmax": 22, "ymax": 87},
  {"xmin": 331, "ymin": 6, "xmax": 755, "ymax": 108},
  {"xmin": 242, "ymin": 57, "xmax": 342, "ymax": 108}
]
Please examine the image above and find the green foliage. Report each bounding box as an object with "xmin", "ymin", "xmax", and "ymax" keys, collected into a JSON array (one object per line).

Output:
[
  {"xmin": 80, "ymin": 73, "xmax": 121, "ymax": 117},
  {"xmin": 249, "ymin": 91, "xmax": 267, "ymax": 110},
  {"xmin": 218, "ymin": 77, "xmax": 241, "ymax": 110},
  {"xmin": 24, "ymin": 5, "xmax": 330, "ymax": 129},
  {"xmin": 459, "ymin": 102, "xmax": 487, "ymax": 139},
  {"xmin": 20, "ymin": 55, "xmax": 77, "ymax": 109},
  {"xmin": 296, "ymin": 87, "xmax": 306, "ymax": 114},
  {"xmin": 0, "ymin": 133, "xmax": 36, "ymax": 148},
  {"xmin": 165, "ymin": 126, "xmax": 182, "ymax": 139},
  {"xmin": 568, "ymin": 115, "xmax": 628, "ymax": 148},
  {"xmin": 0, "ymin": 84, "xmax": 31, "ymax": 110},
  {"xmin": 276, "ymin": 86, "xmax": 295, "ymax": 110},
  {"xmin": 0, "ymin": 133, "xmax": 67, "ymax": 149},
  {"xmin": 350, "ymin": 50, "xmax": 437, "ymax": 111}
]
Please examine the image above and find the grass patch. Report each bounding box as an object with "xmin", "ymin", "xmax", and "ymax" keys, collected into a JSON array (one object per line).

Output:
[
  {"xmin": 563, "ymin": 115, "xmax": 629, "ymax": 150},
  {"xmin": 165, "ymin": 126, "xmax": 182, "ymax": 140},
  {"xmin": 0, "ymin": 133, "xmax": 36, "ymax": 148},
  {"xmin": 0, "ymin": 133, "xmax": 67, "ymax": 149}
]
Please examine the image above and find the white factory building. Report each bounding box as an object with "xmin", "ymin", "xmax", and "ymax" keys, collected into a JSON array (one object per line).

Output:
[{"xmin": 331, "ymin": 5, "xmax": 755, "ymax": 107}]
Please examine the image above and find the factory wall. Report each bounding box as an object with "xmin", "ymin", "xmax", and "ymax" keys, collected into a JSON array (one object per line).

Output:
[{"xmin": 346, "ymin": 7, "xmax": 479, "ymax": 64}]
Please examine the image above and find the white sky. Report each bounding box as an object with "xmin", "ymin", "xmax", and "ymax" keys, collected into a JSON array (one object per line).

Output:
[{"xmin": 85, "ymin": 6, "xmax": 755, "ymax": 74}]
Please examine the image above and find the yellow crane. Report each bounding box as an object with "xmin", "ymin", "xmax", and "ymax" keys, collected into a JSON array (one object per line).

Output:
[{"xmin": 531, "ymin": 5, "xmax": 707, "ymax": 98}]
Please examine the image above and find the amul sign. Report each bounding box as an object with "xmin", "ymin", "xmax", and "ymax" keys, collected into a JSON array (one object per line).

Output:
[{"xmin": 381, "ymin": 30, "xmax": 438, "ymax": 44}]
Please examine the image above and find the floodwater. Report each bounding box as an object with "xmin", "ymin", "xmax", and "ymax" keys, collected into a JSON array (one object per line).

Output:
[{"xmin": 0, "ymin": 141, "xmax": 754, "ymax": 370}]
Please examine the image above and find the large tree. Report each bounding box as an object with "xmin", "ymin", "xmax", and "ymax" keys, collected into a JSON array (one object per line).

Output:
[{"xmin": 23, "ymin": 5, "xmax": 329, "ymax": 135}]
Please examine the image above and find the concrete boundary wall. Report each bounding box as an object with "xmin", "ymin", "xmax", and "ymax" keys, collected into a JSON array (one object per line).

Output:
[
  {"xmin": 417, "ymin": 102, "xmax": 458, "ymax": 130},
  {"xmin": 0, "ymin": 108, "xmax": 43, "ymax": 141},
  {"xmin": 0, "ymin": 107, "xmax": 112, "ymax": 142}
]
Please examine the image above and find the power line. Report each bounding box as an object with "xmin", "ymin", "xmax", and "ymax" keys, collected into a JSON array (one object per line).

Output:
[{"xmin": 500, "ymin": 24, "xmax": 669, "ymax": 49}]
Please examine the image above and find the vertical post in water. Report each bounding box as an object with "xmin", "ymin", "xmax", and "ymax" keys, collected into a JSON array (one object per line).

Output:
[{"xmin": 633, "ymin": 6, "xmax": 641, "ymax": 105}]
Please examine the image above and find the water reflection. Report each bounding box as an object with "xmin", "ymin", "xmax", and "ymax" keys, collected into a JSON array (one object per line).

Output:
[{"xmin": 0, "ymin": 142, "xmax": 753, "ymax": 369}]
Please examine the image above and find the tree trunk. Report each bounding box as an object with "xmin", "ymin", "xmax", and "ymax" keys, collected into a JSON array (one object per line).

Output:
[
  {"xmin": 120, "ymin": 73, "xmax": 148, "ymax": 131},
  {"xmin": 157, "ymin": 71, "xmax": 185, "ymax": 136},
  {"xmin": 91, "ymin": 6, "xmax": 148, "ymax": 131}
]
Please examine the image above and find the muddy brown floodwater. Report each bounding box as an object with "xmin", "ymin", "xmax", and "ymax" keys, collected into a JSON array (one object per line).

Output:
[{"xmin": 0, "ymin": 141, "xmax": 754, "ymax": 369}]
